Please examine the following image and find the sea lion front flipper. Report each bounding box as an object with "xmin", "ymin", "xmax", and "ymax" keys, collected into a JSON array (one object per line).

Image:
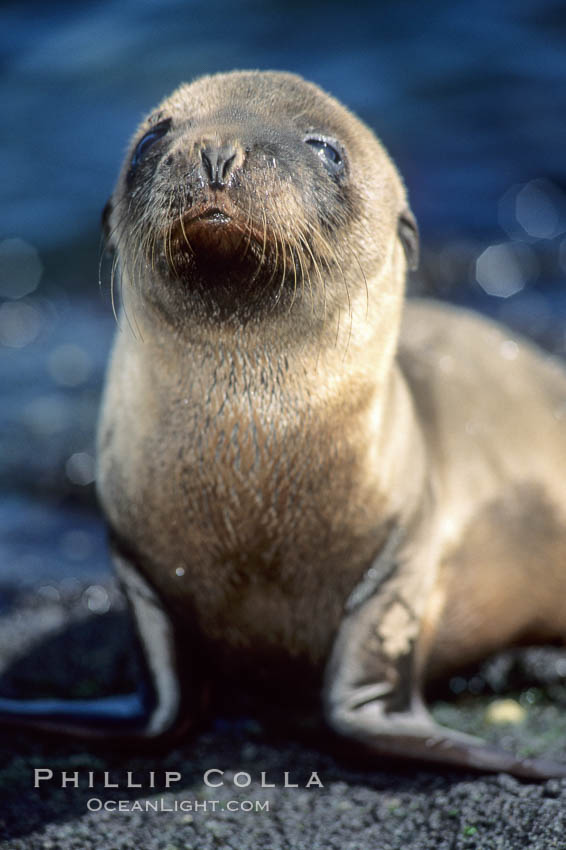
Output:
[
  {"xmin": 323, "ymin": 585, "xmax": 566, "ymax": 780},
  {"xmin": 0, "ymin": 551, "xmax": 197, "ymax": 744}
]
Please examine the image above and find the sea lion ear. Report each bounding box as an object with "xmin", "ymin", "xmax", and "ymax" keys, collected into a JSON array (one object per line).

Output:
[
  {"xmin": 398, "ymin": 207, "xmax": 419, "ymax": 271},
  {"xmin": 101, "ymin": 199, "xmax": 115, "ymax": 253}
]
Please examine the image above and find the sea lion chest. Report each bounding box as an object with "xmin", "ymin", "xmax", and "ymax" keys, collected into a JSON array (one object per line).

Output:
[{"xmin": 97, "ymin": 331, "xmax": 387, "ymax": 667}]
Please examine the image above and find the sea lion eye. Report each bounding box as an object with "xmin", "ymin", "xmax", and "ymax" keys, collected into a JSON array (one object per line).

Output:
[
  {"xmin": 304, "ymin": 136, "xmax": 344, "ymax": 175},
  {"xmin": 130, "ymin": 119, "xmax": 172, "ymax": 170}
]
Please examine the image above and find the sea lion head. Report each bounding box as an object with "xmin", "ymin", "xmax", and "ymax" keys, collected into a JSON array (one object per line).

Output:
[{"xmin": 105, "ymin": 71, "xmax": 417, "ymax": 338}]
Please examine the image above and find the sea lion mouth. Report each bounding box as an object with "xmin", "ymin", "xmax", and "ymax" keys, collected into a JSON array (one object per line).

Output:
[
  {"xmin": 193, "ymin": 208, "xmax": 231, "ymax": 224},
  {"xmin": 141, "ymin": 188, "xmax": 330, "ymax": 321},
  {"xmin": 180, "ymin": 206, "xmax": 234, "ymax": 228},
  {"xmin": 152, "ymin": 201, "xmax": 272, "ymax": 305},
  {"xmin": 168, "ymin": 200, "xmax": 271, "ymax": 272}
]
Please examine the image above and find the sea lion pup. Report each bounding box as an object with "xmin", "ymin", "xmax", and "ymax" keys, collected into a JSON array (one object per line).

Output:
[{"xmin": 1, "ymin": 70, "xmax": 566, "ymax": 779}]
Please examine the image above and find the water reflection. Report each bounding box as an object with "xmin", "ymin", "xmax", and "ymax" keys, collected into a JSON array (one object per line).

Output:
[
  {"xmin": 1, "ymin": 0, "xmax": 565, "ymax": 590},
  {"xmin": 500, "ymin": 179, "xmax": 566, "ymax": 242},
  {"xmin": 475, "ymin": 243, "xmax": 535, "ymax": 298},
  {"xmin": 0, "ymin": 300, "xmax": 42, "ymax": 348},
  {"xmin": 0, "ymin": 239, "xmax": 43, "ymax": 300}
]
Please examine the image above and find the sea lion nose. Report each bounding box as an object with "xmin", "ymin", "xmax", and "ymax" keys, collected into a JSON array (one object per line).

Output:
[{"xmin": 200, "ymin": 142, "xmax": 240, "ymax": 189}]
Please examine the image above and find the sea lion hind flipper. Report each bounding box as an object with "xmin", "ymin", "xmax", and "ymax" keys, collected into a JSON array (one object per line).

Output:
[
  {"xmin": 323, "ymin": 589, "xmax": 566, "ymax": 780},
  {"xmin": 0, "ymin": 552, "xmax": 197, "ymax": 745}
]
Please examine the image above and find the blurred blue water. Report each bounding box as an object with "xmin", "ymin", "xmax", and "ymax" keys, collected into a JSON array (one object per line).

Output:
[
  {"xmin": 1, "ymin": 0, "xmax": 565, "ymax": 588},
  {"xmin": 3, "ymin": 0, "xmax": 566, "ymax": 248}
]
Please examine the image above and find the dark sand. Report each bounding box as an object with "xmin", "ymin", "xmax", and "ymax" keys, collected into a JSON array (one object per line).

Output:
[{"xmin": 1, "ymin": 585, "xmax": 566, "ymax": 849}]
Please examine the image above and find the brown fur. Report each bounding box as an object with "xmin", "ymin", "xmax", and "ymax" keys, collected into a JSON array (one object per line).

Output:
[{"xmin": 98, "ymin": 71, "xmax": 566, "ymax": 707}]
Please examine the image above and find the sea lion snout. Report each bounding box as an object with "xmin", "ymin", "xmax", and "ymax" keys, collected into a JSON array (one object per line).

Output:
[{"xmin": 199, "ymin": 140, "xmax": 244, "ymax": 189}]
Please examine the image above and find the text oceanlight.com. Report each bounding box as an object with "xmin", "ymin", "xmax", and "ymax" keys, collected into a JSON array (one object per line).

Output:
[{"xmin": 86, "ymin": 798, "xmax": 270, "ymax": 813}]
